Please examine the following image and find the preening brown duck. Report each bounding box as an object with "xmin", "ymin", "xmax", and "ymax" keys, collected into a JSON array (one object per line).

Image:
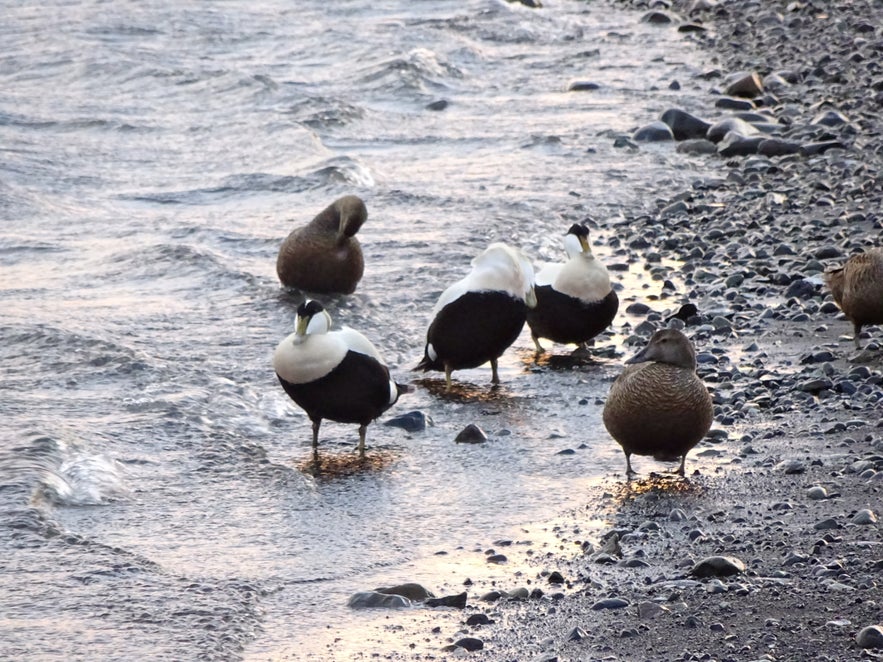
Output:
[
  {"xmin": 276, "ymin": 195, "xmax": 367, "ymax": 294},
  {"xmin": 416, "ymin": 242, "xmax": 536, "ymax": 389},
  {"xmin": 602, "ymin": 328, "xmax": 713, "ymax": 478},
  {"xmin": 825, "ymin": 247, "xmax": 883, "ymax": 350},
  {"xmin": 526, "ymin": 223, "xmax": 618, "ymax": 354},
  {"xmin": 273, "ymin": 300, "xmax": 408, "ymax": 460}
]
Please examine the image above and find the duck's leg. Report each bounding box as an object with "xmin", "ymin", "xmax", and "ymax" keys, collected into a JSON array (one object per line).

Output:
[
  {"xmin": 676, "ymin": 454, "xmax": 687, "ymax": 477},
  {"xmin": 310, "ymin": 419, "xmax": 321, "ymax": 466},
  {"xmin": 625, "ymin": 452, "xmax": 636, "ymax": 479},
  {"xmin": 532, "ymin": 334, "xmax": 545, "ymax": 355},
  {"xmin": 357, "ymin": 425, "xmax": 367, "ymax": 457},
  {"xmin": 490, "ymin": 358, "xmax": 500, "ymax": 385},
  {"xmin": 311, "ymin": 419, "xmax": 321, "ymax": 449},
  {"xmin": 444, "ymin": 364, "xmax": 453, "ymax": 391},
  {"xmin": 853, "ymin": 322, "xmax": 864, "ymax": 350}
]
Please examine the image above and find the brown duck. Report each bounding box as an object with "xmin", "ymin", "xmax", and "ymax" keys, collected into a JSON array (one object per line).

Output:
[
  {"xmin": 824, "ymin": 247, "xmax": 883, "ymax": 349},
  {"xmin": 602, "ymin": 328, "xmax": 713, "ymax": 478},
  {"xmin": 276, "ymin": 195, "xmax": 367, "ymax": 294}
]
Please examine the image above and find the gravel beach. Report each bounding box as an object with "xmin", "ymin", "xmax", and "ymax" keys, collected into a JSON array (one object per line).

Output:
[{"xmin": 361, "ymin": 1, "xmax": 883, "ymax": 660}]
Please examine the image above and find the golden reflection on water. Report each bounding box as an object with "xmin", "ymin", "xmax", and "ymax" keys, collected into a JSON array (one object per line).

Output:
[{"xmin": 412, "ymin": 376, "xmax": 517, "ymax": 402}]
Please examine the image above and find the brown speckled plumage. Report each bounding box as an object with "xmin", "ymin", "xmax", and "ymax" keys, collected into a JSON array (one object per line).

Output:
[
  {"xmin": 602, "ymin": 328, "xmax": 713, "ymax": 477},
  {"xmin": 825, "ymin": 248, "xmax": 883, "ymax": 349},
  {"xmin": 276, "ymin": 195, "xmax": 367, "ymax": 294}
]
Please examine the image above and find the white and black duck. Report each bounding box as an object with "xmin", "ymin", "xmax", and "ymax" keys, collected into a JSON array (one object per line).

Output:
[
  {"xmin": 417, "ymin": 242, "xmax": 536, "ymax": 389},
  {"xmin": 526, "ymin": 223, "xmax": 618, "ymax": 354},
  {"xmin": 273, "ymin": 300, "xmax": 408, "ymax": 459}
]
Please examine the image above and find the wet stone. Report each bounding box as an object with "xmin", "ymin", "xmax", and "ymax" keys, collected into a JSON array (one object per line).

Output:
[
  {"xmin": 466, "ymin": 613, "xmax": 491, "ymax": 626},
  {"xmin": 375, "ymin": 583, "xmax": 434, "ymax": 601},
  {"xmin": 660, "ymin": 108, "xmax": 711, "ymax": 140},
  {"xmin": 425, "ymin": 592, "xmax": 467, "ymax": 609},
  {"xmin": 348, "ymin": 591, "xmax": 411, "ymax": 609},
  {"xmin": 452, "ymin": 637, "xmax": 484, "ymax": 652},
  {"xmin": 384, "ymin": 410, "xmax": 430, "ymax": 432},
  {"xmin": 568, "ymin": 80, "xmax": 601, "ymax": 91},
  {"xmin": 725, "ymin": 71, "xmax": 764, "ymax": 98},
  {"xmin": 547, "ymin": 571, "xmax": 565, "ymax": 584},
  {"xmin": 716, "ymin": 96, "xmax": 755, "ymax": 111},
  {"xmin": 455, "ymin": 424, "xmax": 488, "ymax": 444},
  {"xmin": 632, "ymin": 120, "xmax": 674, "ymax": 142},
  {"xmin": 812, "ymin": 109, "xmax": 850, "ymax": 127}
]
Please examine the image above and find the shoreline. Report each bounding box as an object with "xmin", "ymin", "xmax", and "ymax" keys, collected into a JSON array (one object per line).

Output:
[{"xmin": 399, "ymin": 1, "xmax": 883, "ymax": 660}]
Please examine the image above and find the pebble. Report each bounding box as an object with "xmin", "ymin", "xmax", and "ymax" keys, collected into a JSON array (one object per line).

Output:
[
  {"xmin": 776, "ymin": 459, "xmax": 805, "ymax": 474},
  {"xmin": 856, "ymin": 625, "xmax": 883, "ymax": 649},
  {"xmin": 425, "ymin": 592, "xmax": 468, "ymax": 609},
  {"xmin": 347, "ymin": 591, "xmax": 411, "ymax": 609},
  {"xmin": 452, "ymin": 637, "xmax": 484, "ymax": 652},
  {"xmin": 466, "ymin": 613, "xmax": 491, "ymax": 626},
  {"xmin": 375, "ymin": 583, "xmax": 434, "ymax": 601},
  {"xmin": 660, "ymin": 108, "xmax": 711, "ymax": 140},
  {"xmin": 591, "ymin": 597, "xmax": 630, "ymax": 610},
  {"xmin": 455, "ymin": 424, "xmax": 488, "ymax": 444},
  {"xmin": 567, "ymin": 627, "xmax": 589, "ymax": 641},
  {"xmin": 691, "ymin": 555, "xmax": 746, "ymax": 578},
  {"xmin": 724, "ymin": 71, "xmax": 764, "ymax": 98},
  {"xmin": 813, "ymin": 518, "xmax": 841, "ymax": 531},
  {"xmin": 637, "ymin": 601, "xmax": 667, "ymax": 619},
  {"xmin": 853, "ymin": 509, "xmax": 878, "ymax": 525},
  {"xmin": 383, "ymin": 410, "xmax": 430, "ymax": 432},
  {"xmin": 632, "ymin": 120, "xmax": 674, "ymax": 142},
  {"xmin": 806, "ymin": 486, "xmax": 828, "ymax": 500}
]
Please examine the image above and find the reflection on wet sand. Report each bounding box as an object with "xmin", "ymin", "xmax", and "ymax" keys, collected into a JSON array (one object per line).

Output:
[
  {"xmin": 612, "ymin": 473, "xmax": 706, "ymax": 503},
  {"xmin": 296, "ymin": 448, "xmax": 400, "ymax": 479}
]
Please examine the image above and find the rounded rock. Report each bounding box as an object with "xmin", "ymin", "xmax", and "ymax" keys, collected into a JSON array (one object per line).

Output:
[
  {"xmin": 853, "ymin": 509, "xmax": 878, "ymax": 525},
  {"xmin": 633, "ymin": 120, "xmax": 674, "ymax": 142},
  {"xmin": 455, "ymin": 424, "xmax": 488, "ymax": 444},
  {"xmin": 856, "ymin": 625, "xmax": 883, "ymax": 649},
  {"xmin": 691, "ymin": 555, "xmax": 746, "ymax": 578},
  {"xmin": 591, "ymin": 597, "xmax": 630, "ymax": 610}
]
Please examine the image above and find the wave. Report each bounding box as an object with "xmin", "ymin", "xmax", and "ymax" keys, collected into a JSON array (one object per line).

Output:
[
  {"xmin": 124, "ymin": 156, "xmax": 374, "ymax": 205},
  {"xmin": 354, "ymin": 48, "xmax": 462, "ymax": 95},
  {"xmin": 0, "ymin": 323, "xmax": 153, "ymax": 389}
]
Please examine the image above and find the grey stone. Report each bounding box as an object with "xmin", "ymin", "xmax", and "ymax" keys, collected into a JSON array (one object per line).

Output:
[
  {"xmin": 591, "ymin": 597, "xmax": 630, "ymax": 610},
  {"xmin": 348, "ymin": 591, "xmax": 411, "ymax": 609},
  {"xmin": 856, "ymin": 625, "xmax": 883, "ymax": 649},
  {"xmin": 455, "ymin": 424, "xmax": 488, "ymax": 443},
  {"xmin": 853, "ymin": 509, "xmax": 878, "ymax": 525},
  {"xmin": 691, "ymin": 555, "xmax": 746, "ymax": 578}
]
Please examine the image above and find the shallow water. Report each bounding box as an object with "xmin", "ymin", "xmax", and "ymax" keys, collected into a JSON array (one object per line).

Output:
[{"xmin": 0, "ymin": 1, "xmax": 722, "ymax": 659}]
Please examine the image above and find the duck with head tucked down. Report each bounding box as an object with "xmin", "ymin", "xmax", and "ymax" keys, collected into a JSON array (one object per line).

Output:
[
  {"xmin": 526, "ymin": 223, "xmax": 618, "ymax": 354},
  {"xmin": 273, "ymin": 300, "xmax": 409, "ymax": 461},
  {"xmin": 276, "ymin": 195, "xmax": 367, "ymax": 295},
  {"xmin": 824, "ymin": 247, "xmax": 883, "ymax": 350},
  {"xmin": 417, "ymin": 242, "xmax": 536, "ymax": 389},
  {"xmin": 602, "ymin": 328, "xmax": 713, "ymax": 478}
]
